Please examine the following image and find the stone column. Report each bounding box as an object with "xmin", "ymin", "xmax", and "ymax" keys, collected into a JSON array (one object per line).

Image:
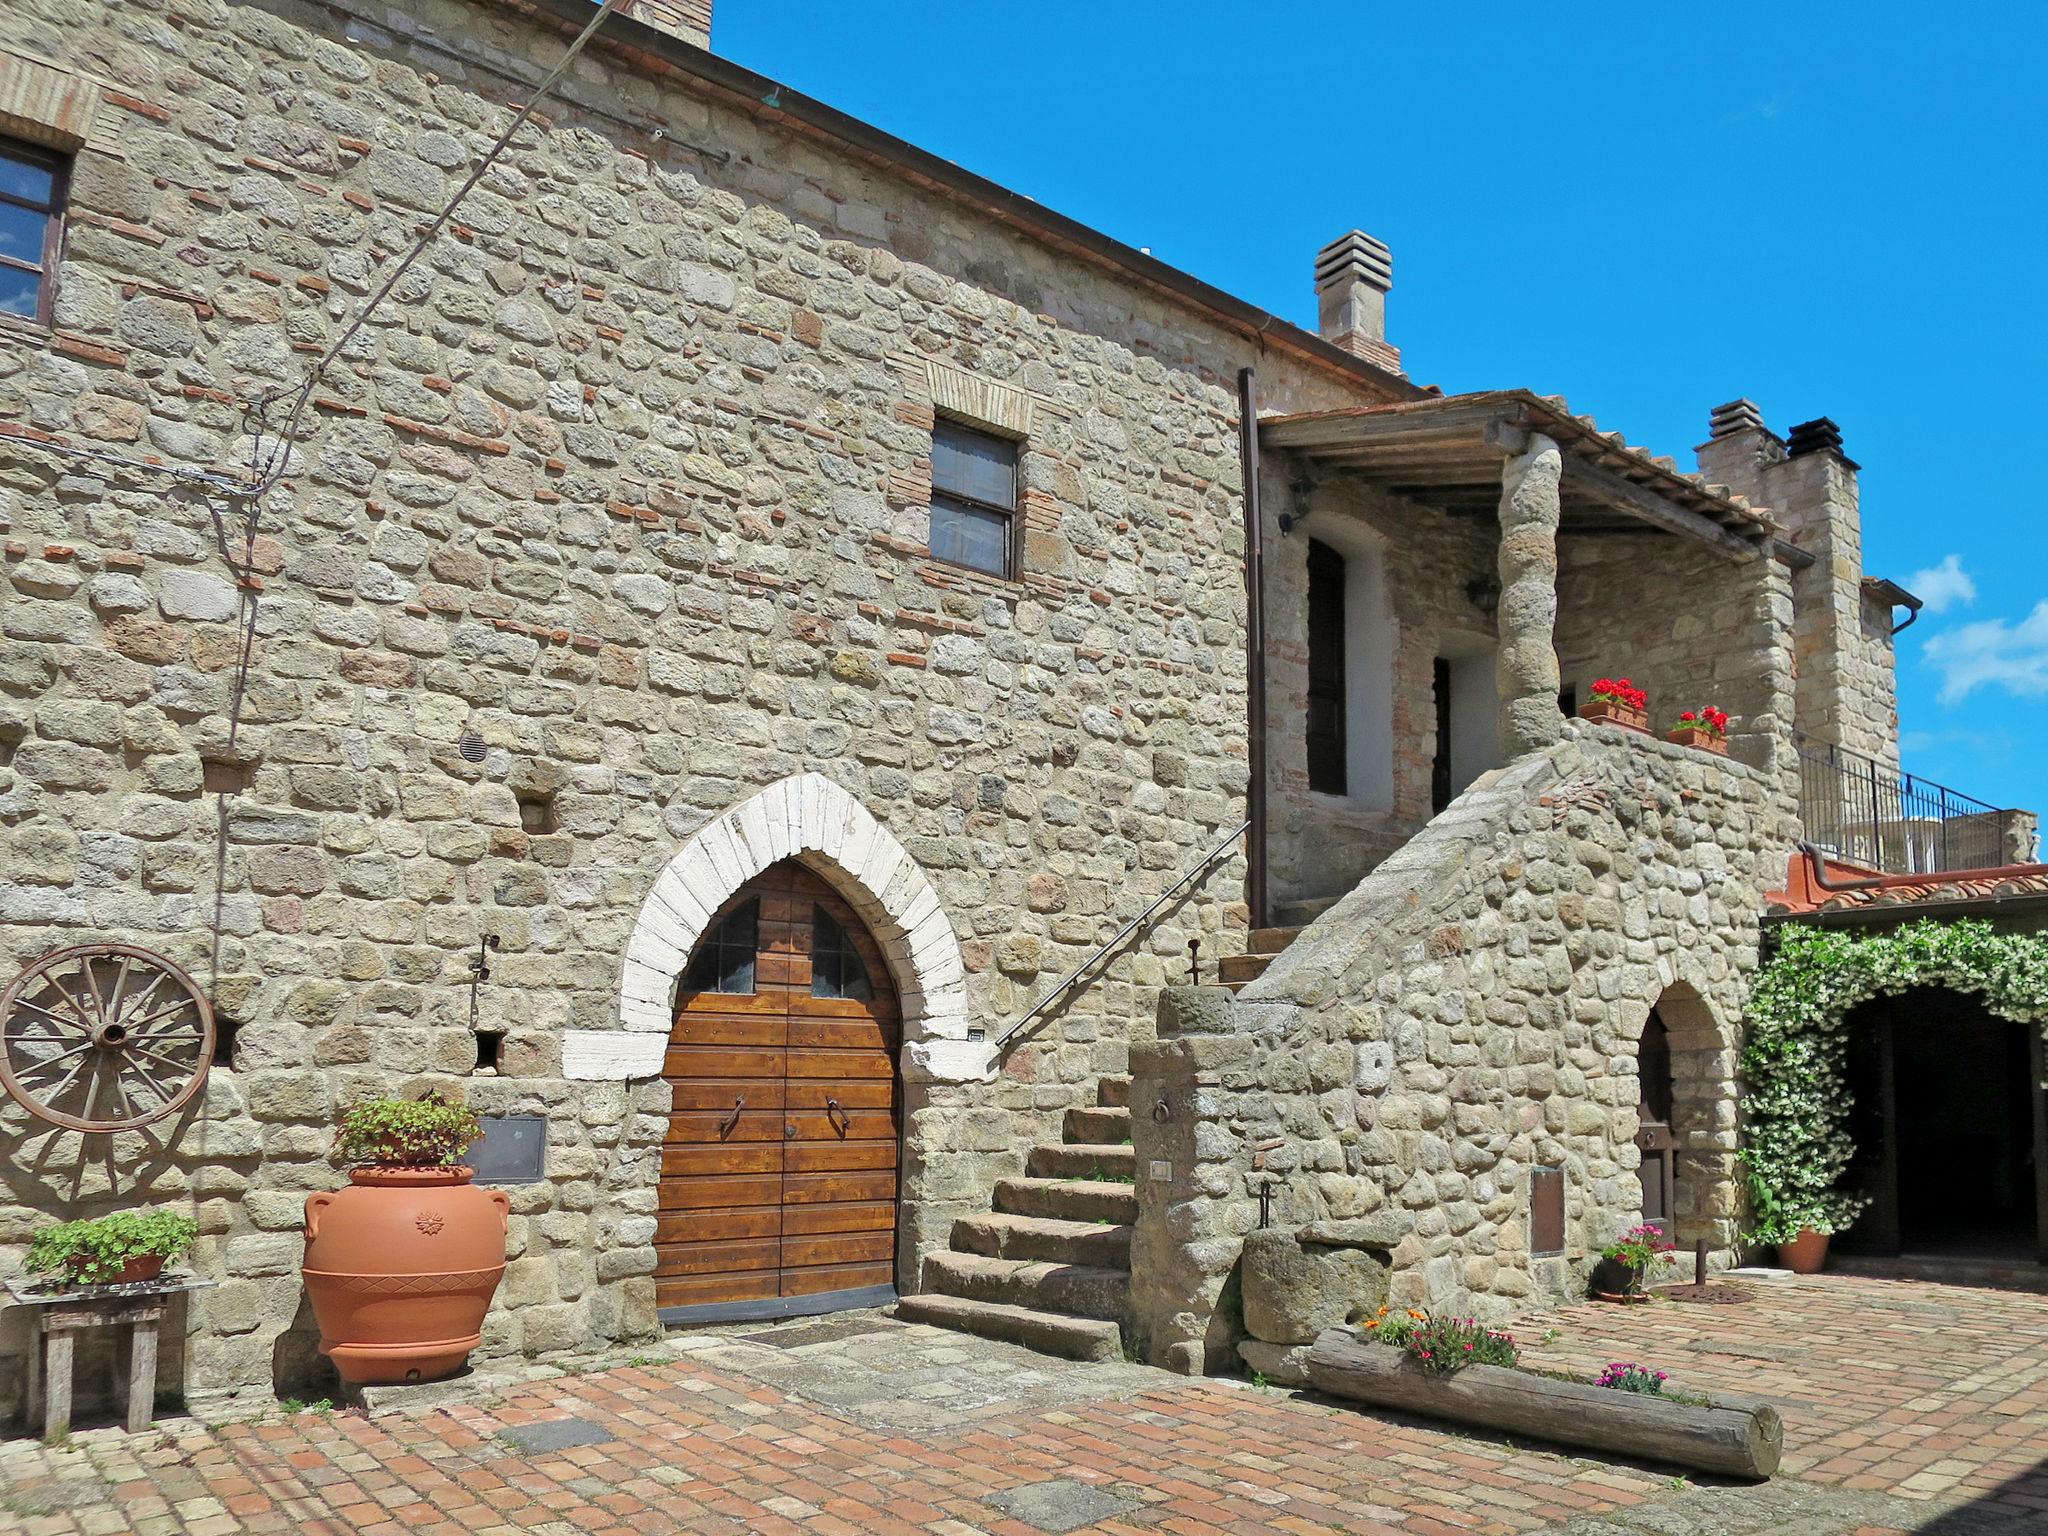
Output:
[{"xmin": 1495, "ymin": 433, "xmax": 1564, "ymax": 759}]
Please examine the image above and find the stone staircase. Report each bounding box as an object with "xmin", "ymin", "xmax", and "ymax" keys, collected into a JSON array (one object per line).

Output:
[
  {"xmin": 894, "ymin": 1073, "xmax": 1137, "ymax": 1361},
  {"xmin": 896, "ymin": 922, "xmax": 1311, "ymax": 1362}
]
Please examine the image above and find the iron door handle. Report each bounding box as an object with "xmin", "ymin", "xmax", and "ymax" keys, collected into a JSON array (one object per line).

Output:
[
  {"xmin": 719, "ymin": 1096, "xmax": 744, "ymax": 1138},
  {"xmin": 826, "ymin": 1098, "xmax": 850, "ymax": 1137}
]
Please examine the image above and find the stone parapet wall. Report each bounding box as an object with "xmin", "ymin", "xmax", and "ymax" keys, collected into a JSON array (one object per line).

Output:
[{"xmin": 1130, "ymin": 724, "xmax": 1793, "ymax": 1369}]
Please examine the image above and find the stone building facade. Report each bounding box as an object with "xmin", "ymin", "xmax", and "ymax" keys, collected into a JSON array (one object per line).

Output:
[{"xmin": 0, "ymin": 0, "xmax": 1987, "ymax": 1420}]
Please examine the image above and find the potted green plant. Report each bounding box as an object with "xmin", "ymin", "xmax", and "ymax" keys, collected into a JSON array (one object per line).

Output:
[
  {"xmin": 301, "ymin": 1092, "xmax": 511, "ymax": 1386},
  {"xmin": 1578, "ymin": 677, "xmax": 1650, "ymax": 733},
  {"xmin": 25, "ymin": 1209, "xmax": 198, "ymax": 1288},
  {"xmin": 1666, "ymin": 706, "xmax": 1730, "ymax": 755},
  {"xmin": 1743, "ymin": 1164, "xmax": 1838, "ymax": 1274},
  {"xmin": 1590, "ymin": 1222, "xmax": 1674, "ymax": 1301}
]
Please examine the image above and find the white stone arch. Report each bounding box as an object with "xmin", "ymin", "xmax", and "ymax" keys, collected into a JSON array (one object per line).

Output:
[{"xmin": 561, "ymin": 774, "xmax": 991, "ymax": 1083}]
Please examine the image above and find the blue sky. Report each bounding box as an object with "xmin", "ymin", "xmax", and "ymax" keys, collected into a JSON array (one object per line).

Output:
[{"xmin": 715, "ymin": 1, "xmax": 2047, "ymax": 815}]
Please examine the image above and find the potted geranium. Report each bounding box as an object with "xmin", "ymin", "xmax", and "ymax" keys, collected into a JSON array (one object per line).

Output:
[
  {"xmin": 301, "ymin": 1092, "xmax": 511, "ymax": 1386},
  {"xmin": 25, "ymin": 1209, "xmax": 197, "ymax": 1288},
  {"xmin": 1578, "ymin": 677, "xmax": 1650, "ymax": 733},
  {"xmin": 1743, "ymin": 1164, "xmax": 1839, "ymax": 1275},
  {"xmin": 1590, "ymin": 1222, "xmax": 1674, "ymax": 1302},
  {"xmin": 1666, "ymin": 707, "xmax": 1730, "ymax": 755}
]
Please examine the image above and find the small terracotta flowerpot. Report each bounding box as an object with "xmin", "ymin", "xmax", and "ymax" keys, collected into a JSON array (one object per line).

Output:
[
  {"xmin": 302, "ymin": 1166, "xmax": 511, "ymax": 1386},
  {"xmin": 64, "ymin": 1253, "xmax": 165, "ymax": 1288},
  {"xmin": 1776, "ymin": 1229, "xmax": 1829, "ymax": 1274},
  {"xmin": 1579, "ymin": 699, "xmax": 1649, "ymax": 733},
  {"xmin": 1588, "ymin": 1255, "xmax": 1647, "ymax": 1301},
  {"xmin": 1665, "ymin": 726, "xmax": 1728, "ymax": 755}
]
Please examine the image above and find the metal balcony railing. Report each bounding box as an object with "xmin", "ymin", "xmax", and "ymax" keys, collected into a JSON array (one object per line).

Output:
[{"xmin": 1795, "ymin": 735, "xmax": 2024, "ymax": 875}]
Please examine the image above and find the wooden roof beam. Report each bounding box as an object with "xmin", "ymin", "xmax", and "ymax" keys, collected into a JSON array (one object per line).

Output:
[{"xmin": 1555, "ymin": 448, "xmax": 1765, "ymax": 562}]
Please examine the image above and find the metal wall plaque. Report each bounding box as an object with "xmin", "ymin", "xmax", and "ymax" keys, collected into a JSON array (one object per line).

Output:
[{"xmin": 467, "ymin": 1114, "xmax": 547, "ymax": 1185}]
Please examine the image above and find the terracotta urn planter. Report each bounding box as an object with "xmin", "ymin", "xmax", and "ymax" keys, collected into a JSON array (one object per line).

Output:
[
  {"xmin": 1665, "ymin": 726, "xmax": 1728, "ymax": 755},
  {"xmin": 302, "ymin": 1166, "xmax": 511, "ymax": 1385},
  {"xmin": 1578, "ymin": 699, "xmax": 1649, "ymax": 734},
  {"xmin": 1775, "ymin": 1228, "xmax": 1829, "ymax": 1275}
]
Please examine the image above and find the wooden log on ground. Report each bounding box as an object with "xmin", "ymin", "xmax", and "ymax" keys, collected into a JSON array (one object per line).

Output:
[{"xmin": 1305, "ymin": 1328, "xmax": 1782, "ymax": 1480}]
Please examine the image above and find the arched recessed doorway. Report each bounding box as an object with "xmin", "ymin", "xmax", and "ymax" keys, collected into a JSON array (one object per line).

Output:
[
  {"xmin": 1635, "ymin": 1006, "xmax": 1677, "ymax": 1236},
  {"xmin": 657, "ymin": 859, "xmax": 903, "ymax": 1318},
  {"xmin": 1841, "ymin": 987, "xmax": 2048, "ymax": 1261}
]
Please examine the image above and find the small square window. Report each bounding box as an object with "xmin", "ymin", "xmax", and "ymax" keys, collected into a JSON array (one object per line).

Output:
[
  {"xmin": 928, "ymin": 419, "xmax": 1018, "ymax": 578},
  {"xmin": 0, "ymin": 138, "xmax": 68, "ymax": 326}
]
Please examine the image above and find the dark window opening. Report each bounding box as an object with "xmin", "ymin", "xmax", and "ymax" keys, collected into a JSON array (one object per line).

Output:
[
  {"xmin": 0, "ymin": 138, "xmax": 68, "ymax": 326},
  {"xmin": 1558, "ymin": 685, "xmax": 1577, "ymax": 718},
  {"xmin": 809, "ymin": 906, "xmax": 874, "ymax": 1001},
  {"xmin": 929, "ymin": 418, "xmax": 1019, "ymax": 578},
  {"xmin": 682, "ymin": 898, "xmax": 760, "ymax": 995},
  {"xmin": 1530, "ymin": 1166, "xmax": 1565, "ymax": 1256},
  {"xmin": 517, "ymin": 792, "xmax": 560, "ymax": 835},
  {"xmin": 1431, "ymin": 656, "xmax": 1454, "ymax": 814},
  {"xmin": 474, "ymin": 1030, "xmax": 505, "ymax": 1073},
  {"xmin": 1305, "ymin": 538, "xmax": 1347, "ymax": 795},
  {"xmin": 212, "ymin": 1018, "xmax": 242, "ymax": 1070}
]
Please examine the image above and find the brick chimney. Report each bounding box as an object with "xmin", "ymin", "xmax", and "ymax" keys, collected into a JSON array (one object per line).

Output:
[
  {"xmin": 618, "ymin": 0, "xmax": 712, "ymax": 50},
  {"xmin": 1315, "ymin": 230, "xmax": 1401, "ymax": 375}
]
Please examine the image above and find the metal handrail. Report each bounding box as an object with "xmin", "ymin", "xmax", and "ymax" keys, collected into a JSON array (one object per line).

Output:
[
  {"xmin": 1793, "ymin": 732, "xmax": 2014, "ymax": 874},
  {"xmin": 992, "ymin": 818, "xmax": 1250, "ymax": 1051}
]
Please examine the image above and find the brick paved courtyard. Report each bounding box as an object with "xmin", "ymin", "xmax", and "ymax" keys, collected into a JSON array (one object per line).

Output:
[{"xmin": 2, "ymin": 1274, "xmax": 2044, "ymax": 1536}]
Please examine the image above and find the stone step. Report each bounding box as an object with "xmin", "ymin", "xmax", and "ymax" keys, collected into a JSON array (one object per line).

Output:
[
  {"xmin": 951, "ymin": 1212, "xmax": 1132, "ymax": 1268},
  {"xmin": 920, "ymin": 1251, "xmax": 1129, "ymax": 1323},
  {"xmin": 1272, "ymin": 895, "xmax": 1341, "ymax": 928},
  {"xmin": 1063, "ymin": 1105, "xmax": 1130, "ymax": 1144},
  {"xmin": 892, "ymin": 1293, "xmax": 1123, "ymax": 1363},
  {"xmin": 1027, "ymin": 1142, "xmax": 1135, "ymax": 1181},
  {"xmin": 992, "ymin": 1176, "xmax": 1137, "ymax": 1225},
  {"xmin": 1248, "ymin": 926, "xmax": 1304, "ymax": 955},
  {"xmin": 1219, "ymin": 951, "xmax": 1274, "ymax": 985},
  {"xmin": 1096, "ymin": 1074, "xmax": 1131, "ymax": 1109}
]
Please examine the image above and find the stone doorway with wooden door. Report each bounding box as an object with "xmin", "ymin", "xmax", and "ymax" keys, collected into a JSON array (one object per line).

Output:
[
  {"xmin": 656, "ymin": 859, "xmax": 904, "ymax": 1322},
  {"xmin": 1635, "ymin": 1006, "xmax": 1677, "ymax": 1238}
]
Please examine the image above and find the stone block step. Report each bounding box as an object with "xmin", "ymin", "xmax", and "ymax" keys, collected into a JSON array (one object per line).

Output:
[
  {"xmin": 1063, "ymin": 1105, "xmax": 1130, "ymax": 1144},
  {"xmin": 1027, "ymin": 1142, "xmax": 1134, "ymax": 1181},
  {"xmin": 920, "ymin": 1251, "xmax": 1129, "ymax": 1323},
  {"xmin": 1219, "ymin": 951, "xmax": 1274, "ymax": 985},
  {"xmin": 892, "ymin": 1293, "xmax": 1123, "ymax": 1363},
  {"xmin": 992, "ymin": 1176, "xmax": 1137, "ymax": 1225},
  {"xmin": 951, "ymin": 1212, "xmax": 1132, "ymax": 1268},
  {"xmin": 1248, "ymin": 926, "xmax": 1304, "ymax": 955},
  {"xmin": 1096, "ymin": 1073, "xmax": 1131, "ymax": 1109}
]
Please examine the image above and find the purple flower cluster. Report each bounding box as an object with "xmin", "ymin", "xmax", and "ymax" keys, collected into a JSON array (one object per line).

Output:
[{"xmin": 1594, "ymin": 1360, "xmax": 1669, "ymax": 1394}]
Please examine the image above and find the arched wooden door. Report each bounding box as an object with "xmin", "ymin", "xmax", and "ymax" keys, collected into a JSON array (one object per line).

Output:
[{"xmin": 656, "ymin": 860, "xmax": 902, "ymax": 1317}]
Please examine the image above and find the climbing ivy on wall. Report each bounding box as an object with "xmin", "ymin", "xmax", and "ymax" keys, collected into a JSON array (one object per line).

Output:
[{"xmin": 1741, "ymin": 917, "xmax": 2048, "ymax": 1243}]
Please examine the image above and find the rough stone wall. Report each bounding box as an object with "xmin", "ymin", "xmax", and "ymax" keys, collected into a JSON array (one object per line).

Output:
[
  {"xmin": 0, "ymin": 0, "xmax": 1401, "ymax": 1412},
  {"xmin": 1129, "ymin": 724, "xmax": 1795, "ymax": 1368},
  {"xmin": 1261, "ymin": 466, "xmax": 1500, "ymax": 909},
  {"xmin": 1555, "ymin": 533, "xmax": 1796, "ymax": 779}
]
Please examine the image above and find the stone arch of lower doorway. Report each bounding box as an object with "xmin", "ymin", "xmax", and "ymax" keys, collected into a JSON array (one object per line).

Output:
[
  {"xmin": 559, "ymin": 774, "xmax": 995, "ymax": 1316},
  {"xmin": 1618, "ymin": 974, "xmax": 1737, "ymax": 1256}
]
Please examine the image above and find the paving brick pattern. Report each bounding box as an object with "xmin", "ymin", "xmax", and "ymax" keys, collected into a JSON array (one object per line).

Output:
[{"xmin": 1, "ymin": 1276, "xmax": 2043, "ymax": 1535}]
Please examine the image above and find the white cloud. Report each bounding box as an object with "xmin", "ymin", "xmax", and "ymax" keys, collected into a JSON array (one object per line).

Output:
[
  {"xmin": 1921, "ymin": 601, "xmax": 2048, "ymax": 703},
  {"xmin": 1905, "ymin": 553, "xmax": 1977, "ymax": 615}
]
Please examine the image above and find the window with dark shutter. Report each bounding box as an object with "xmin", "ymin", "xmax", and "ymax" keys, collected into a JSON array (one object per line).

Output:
[
  {"xmin": 1530, "ymin": 1166, "xmax": 1565, "ymax": 1256},
  {"xmin": 0, "ymin": 139, "xmax": 67, "ymax": 325},
  {"xmin": 1431, "ymin": 657, "xmax": 1454, "ymax": 814},
  {"xmin": 928, "ymin": 419, "xmax": 1018, "ymax": 577},
  {"xmin": 1305, "ymin": 539, "xmax": 1348, "ymax": 794}
]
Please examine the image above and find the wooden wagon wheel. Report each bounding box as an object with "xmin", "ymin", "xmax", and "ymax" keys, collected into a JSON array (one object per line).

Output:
[{"xmin": 0, "ymin": 943, "xmax": 214, "ymax": 1133}]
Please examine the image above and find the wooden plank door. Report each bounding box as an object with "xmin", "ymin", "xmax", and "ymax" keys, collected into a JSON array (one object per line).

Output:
[{"xmin": 656, "ymin": 861, "xmax": 901, "ymax": 1315}]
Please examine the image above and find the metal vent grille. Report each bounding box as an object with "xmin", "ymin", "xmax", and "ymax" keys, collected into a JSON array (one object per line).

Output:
[{"xmin": 458, "ymin": 731, "xmax": 486, "ymax": 764}]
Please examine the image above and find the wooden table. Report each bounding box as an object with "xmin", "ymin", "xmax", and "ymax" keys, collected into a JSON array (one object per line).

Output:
[{"xmin": 5, "ymin": 1274, "xmax": 213, "ymax": 1440}]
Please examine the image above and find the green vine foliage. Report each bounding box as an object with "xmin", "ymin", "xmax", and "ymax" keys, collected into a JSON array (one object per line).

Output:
[
  {"xmin": 1742, "ymin": 917, "xmax": 2048, "ymax": 1243},
  {"xmin": 337, "ymin": 1093, "xmax": 484, "ymax": 1167}
]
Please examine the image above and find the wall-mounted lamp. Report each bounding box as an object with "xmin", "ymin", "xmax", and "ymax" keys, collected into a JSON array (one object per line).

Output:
[
  {"xmin": 1465, "ymin": 576, "xmax": 1501, "ymax": 618},
  {"xmin": 1278, "ymin": 471, "xmax": 1315, "ymax": 536}
]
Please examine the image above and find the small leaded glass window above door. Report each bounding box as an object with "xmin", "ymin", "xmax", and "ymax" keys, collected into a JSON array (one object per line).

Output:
[
  {"xmin": 680, "ymin": 897, "xmax": 759, "ymax": 994},
  {"xmin": 809, "ymin": 906, "xmax": 874, "ymax": 1001}
]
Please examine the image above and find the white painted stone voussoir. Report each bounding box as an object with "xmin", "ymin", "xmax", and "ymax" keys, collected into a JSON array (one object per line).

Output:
[{"xmin": 563, "ymin": 1029, "xmax": 669, "ymax": 1081}]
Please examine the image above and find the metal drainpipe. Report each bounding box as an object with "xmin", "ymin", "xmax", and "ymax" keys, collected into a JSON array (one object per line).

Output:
[{"xmin": 1238, "ymin": 367, "xmax": 1268, "ymax": 931}]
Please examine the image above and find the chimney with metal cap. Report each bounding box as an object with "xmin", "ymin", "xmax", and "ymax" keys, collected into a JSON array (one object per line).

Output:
[{"xmin": 1315, "ymin": 230, "xmax": 1401, "ymax": 375}]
